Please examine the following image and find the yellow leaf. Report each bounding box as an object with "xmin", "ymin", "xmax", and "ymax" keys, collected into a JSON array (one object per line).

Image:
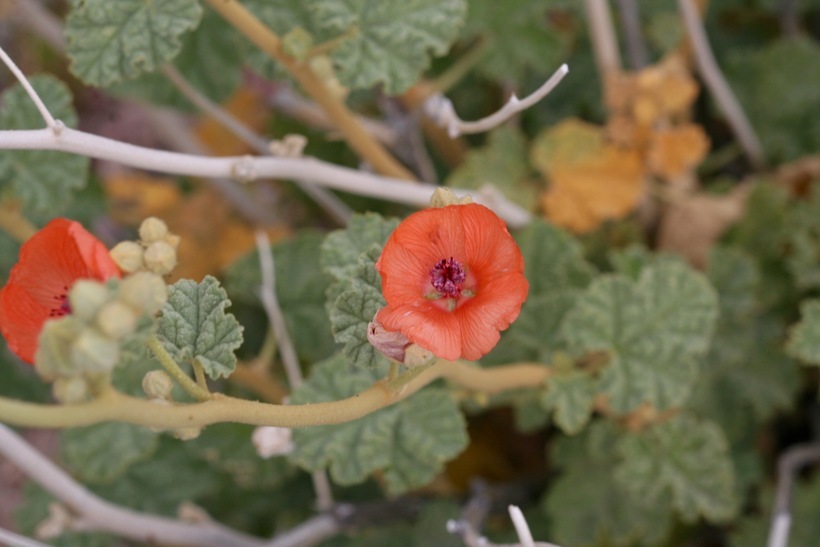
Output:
[{"xmin": 648, "ymin": 124, "xmax": 710, "ymax": 181}]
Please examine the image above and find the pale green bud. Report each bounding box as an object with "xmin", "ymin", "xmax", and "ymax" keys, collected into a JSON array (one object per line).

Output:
[
  {"xmin": 35, "ymin": 317, "xmax": 85, "ymax": 381},
  {"xmin": 52, "ymin": 376, "xmax": 90, "ymax": 404},
  {"xmin": 68, "ymin": 280, "xmax": 110, "ymax": 323},
  {"xmin": 429, "ymin": 187, "xmax": 472, "ymax": 208},
  {"xmin": 119, "ymin": 272, "xmax": 167, "ymax": 315},
  {"xmin": 164, "ymin": 233, "xmax": 181, "ymax": 250},
  {"xmin": 143, "ymin": 240, "xmax": 177, "ymax": 275},
  {"xmin": 142, "ymin": 370, "xmax": 174, "ymax": 400},
  {"xmin": 110, "ymin": 241, "xmax": 145, "ymax": 273},
  {"xmin": 139, "ymin": 217, "xmax": 169, "ymax": 244},
  {"xmin": 96, "ymin": 300, "xmax": 138, "ymax": 340},
  {"xmin": 71, "ymin": 328, "xmax": 120, "ymax": 373}
]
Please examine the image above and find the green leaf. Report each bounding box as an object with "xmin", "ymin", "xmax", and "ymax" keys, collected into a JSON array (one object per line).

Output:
[
  {"xmin": 707, "ymin": 246, "xmax": 760, "ymax": 326},
  {"xmin": 226, "ymin": 231, "xmax": 335, "ymax": 363},
  {"xmin": 464, "ymin": 0, "xmax": 576, "ymax": 81},
  {"xmin": 330, "ymin": 246, "xmax": 388, "ymax": 368},
  {"xmin": 65, "ymin": 0, "xmax": 203, "ymax": 87},
  {"xmin": 544, "ymin": 421, "xmax": 673, "ymax": 546},
  {"xmin": 783, "ymin": 187, "xmax": 820, "ymax": 292},
  {"xmin": 290, "ymin": 354, "xmax": 468, "ymax": 494},
  {"xmin": 787, "ymin": 299, "xmax": 820, "ymax": 366},
  {"xmin": 616, "ymin": 414, "xmax": 738, "ymax": 522},
  {"xmin": 321, "ymin": 212, "xmax": 399, "ymax": 285},
  {"xmin": 185, "ymin": 424, "xmax": 295, "ymax": 490},
  {"xmin": 61, "ymin": 423, "xmax": 159, "ymax": 483},
  {"xmin": 562, "ymin": 261, "xmax": 718, "ymax": 413},
  {"xmin": 0, "ymin": 75, "xmax": 88, "ymax": 215},
  {"xmin": 540, "ymin": 371, "xmax": 596, "ymax": 435},
  {"xmin": 314, "ymin": 0, "xmax": 467, "ymax": 93},
  {"xmin": 518, "ymin": 220, "xmax": 595, "ymax": 298},
  {"xmin": 157, "ymin": 275, "xmax": 244, "ymax": 379},
  {"xmin": 445, "ymin": 126, "xmax": 538, "ymax": 210},
  {"xmin": 726, "ymin": 37, "xmax": 820, "ymax": 163}
]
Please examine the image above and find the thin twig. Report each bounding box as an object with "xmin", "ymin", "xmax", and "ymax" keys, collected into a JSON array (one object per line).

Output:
[
  {"xmin": 583, "ymin": 0, "xmax": 622, "ymax": 83},
  {"xmin": 615, "ymin": 0, "xmax": 649, "ymax": 69},
  {"xmin": 0, "ymin": 526, "xmax": 49, "ymax": 547},
  {"xmin": 254, "ymin": 230, "xmax": 335, "ymax": 511},
  {"xmin": 767, "ymin": 443, "xmax": 820, "ymax": 547},
  {"xmin": 677, "ymin": 0, "xmax": 765, "ymax": 169},
  {"xmin": 424, "ymin": 65, "xmax": 569, "ymax": 138},
  {"xmin": 0, "ymin": 425, "xmax": 266, "ymax": 547},
  {"xmin": 161, "ymin": 66, "xmax": 352, "ymax": 224},
  {"xmin": 0, "ymin": 42, "xmax": 57, "ymax": 131}
]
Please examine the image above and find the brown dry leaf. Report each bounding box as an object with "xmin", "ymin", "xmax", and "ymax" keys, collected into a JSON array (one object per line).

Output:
[
  {"xmin": 635, "ymin": 54, "xmax": 698, "ymax": 120},
  {"xmin": 103, "ymin": 171, "xmax": 182, "ymax": 225},
  {"xmin": 194, "ymin": 86, "xmax": 271, "ymax": 156},
  {"xmin": 648, "ymin": 124, "xmax": 710, "ymax": 181},
  {"xmin": 164, "ymin": 187, "xmax": 289, "ymax": 282},
  {"xmin": 532, "ymin": 119, "xmax": 645, "ymax": 232},
  {"xmin": 656, "ymin": 185, "xmax": 751, "ymax": 267}
]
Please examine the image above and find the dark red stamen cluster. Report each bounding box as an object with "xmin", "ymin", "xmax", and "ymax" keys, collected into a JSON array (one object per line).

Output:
[
  {"xmin": 430, "ymin": 257, "xmax": 466, "ymax": 298},
  {"xmin": 49, "ymin": 286, "xmax": 71, "ymax": 317}
]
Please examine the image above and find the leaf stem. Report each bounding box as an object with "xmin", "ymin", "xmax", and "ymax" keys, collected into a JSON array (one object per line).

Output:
[
  {"xmin": 203, "ymin": 0, "xmax": 415, "ymax": 180},
  {"xmin": 0, "ymin": 360, "xmax": 551, "ymax": 429},
  {"xmin": 146, "ymin": 336, "xmax": 213, "ymax": 402},
  {"xmin": 192, "ymin": 359, "xmax": 210, "ymax": 392}
]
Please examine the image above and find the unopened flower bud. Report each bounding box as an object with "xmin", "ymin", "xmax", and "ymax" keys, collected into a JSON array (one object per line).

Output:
[
  {"xmin": 119, "ymin": 272, "xmax": 167, "ymax": 315},
  {"xmin": 71, "ymin": 328, "xmax": 120, "ymax": 373},
  {"xmin": 52, "ymin": 376, "xmax": 90, "ymax": 404},
  {"xmin": 96, "ymin": 300, "xmax": 137, "ymax": 339},
  {"xmin": 367, "ymin": 318, "xmax": 410, "ymax": 362},
  {"xmin": 142, "ymin": 370, "xmax": 174, "ymax": 400},
  {"xmin": 110, "ymin": 241, "xmax": 145, "ymax": 273},
  {"xmin": 68, "ymin": 280, "xmax": 110, "ymax": 322},
  {"xmin": 252, "ymin": 426, "xmax": 294, "ymax": 458},
  {"xmin": 143, "ymin": 240, "xmax": 177, "ymax": 275},
  {"xmin": 139, "ymin": 217, "xmax": 169, "ymax": 243},
  {"xmin": 35, "ymin": 317, "xmax": 85, "ymax": 381},
  {"xmin": 164, "ymin": 233, "xmax": 181, "ymax": 250},
  {"xmin": 174, "ymin": 427, "xmax": 202, "ymax": 441}
]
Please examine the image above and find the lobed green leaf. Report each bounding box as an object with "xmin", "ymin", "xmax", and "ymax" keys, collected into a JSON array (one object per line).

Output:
[
  {"xmin": 787, "ymin": 299, "xmax": 820, "ymax": 366},
  {"xmin": 157, "ymin": 276, "xmax": 244, "ymax": 379},
  {"xmin": 0, "ymin": 75, "xmax": 88, "ymax": 215},
  {"xmin": 540, "ymin": 371, "xmax": 596, "ymax": 435},
  {"xmin": 65, "ymin": 0, "xmax": 203, "ymax": 87},
  {"xmin": 61, "ymin": 423, "xmax": 159, "ymax": 484}
]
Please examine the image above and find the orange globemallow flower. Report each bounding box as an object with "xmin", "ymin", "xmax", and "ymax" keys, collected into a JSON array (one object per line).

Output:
[
  {"xmin": 0, "ymin": 218, "xmax": 121, "ymax": 364},
  {"xmin": 375, "ymin": 203, "xmax": 528, "ymax": 361}
]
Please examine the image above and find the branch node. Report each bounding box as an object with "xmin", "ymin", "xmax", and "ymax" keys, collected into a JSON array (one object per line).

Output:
[{"xmin": 232, "ymin": 155, "xmax": 258, "ymax": 182}]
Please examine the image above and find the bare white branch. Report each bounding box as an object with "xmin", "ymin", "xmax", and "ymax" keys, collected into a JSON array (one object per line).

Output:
[
  {"xmin": 424, "ymin": 64, "xmax": 569, "ymax": 138},
  {"xmin": 0, "ymin": 424, "xmax": 265, "ymax": 547},
  {"xmin": 0, "ymin": 526, "xmax": 49, "ymax": 547},
  {"xmin": 0, "ymin": 45, "xmax": 58, "ymax": 131},
  {"xmin": 508, "ymin": 505, "xmax": 535, "ymax": 547},
  {"xmin": 0, "ymin": 127, "xmax": 531, "ymax": 226}
]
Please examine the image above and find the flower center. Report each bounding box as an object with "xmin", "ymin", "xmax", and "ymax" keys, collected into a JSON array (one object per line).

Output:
[
  {"xmin": 430, "ymin": 257, "xmax": 466, "ymax": 298},
  {"xmin": 49, "ymin": 286, "xmax": 71, "ymax": 318}
]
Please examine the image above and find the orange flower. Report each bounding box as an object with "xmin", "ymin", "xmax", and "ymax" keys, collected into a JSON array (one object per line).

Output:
[
  {"xmin": 375, "ymin": 203, "xmax": 528, "ymax": 361},
  {"xmin": 0, "ymin": 219, "xmax": 121, "ymax": 364}
]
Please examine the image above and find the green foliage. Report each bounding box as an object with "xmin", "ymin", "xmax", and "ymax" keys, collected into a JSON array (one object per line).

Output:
[
  {"xmin": 616, "ymin": 414, "xmax": 738, "ymax": 523},
  {"xmin": 314, "ymin": 0, "xmax": 467, "ymax": 93},
  {"xmin": 464, "ymin": 0, "xmax": 575, "ymax": 81},
  {"xmin": 289, "ymin": 354, "xmax": 468, "ymax": 493},
  {"xmin": 562, "ymin": 261, "xmax": 718, "ymax": 413},
  {"xmin": 0, "ymin": 75, "xmax": 88, "ymax": 215},
  {"xmin": 225, "ymin": 231, "xmax": 336, "ymax": 363},
  {"xmin": 726, "ymin": 37, "xmax": 820, "ymax": 163},
  {"xmin": 65, "ymin": 0, "xmax": 203, "ymax": 87},
  {"xmin": 783, "ymin": 187, "xmax": 820, "ymax": 291},
  {"xmin": 157, "ymin": 276, "xmax": 244, "ymax": 379},
  {"xmin": 445, "ymin": 126, "xmax": 537, "ymax": 210},
  {"xmin": 61, "ymin": 423, "xmax": 159, "ymax": 483},
  {"xmin": 787, "ymin": 299, "xmax": 820, "ymax": 366},
  {"xmin": 330, "ymin": 246, "xmax": 388, "ymax": 368},
  {"xmin": 321, "ymin": 212, "xmax": 399, "ymax": 290},
  {"xmin": 16, "ymin": 484, "xmax": 114, "ymax": 547},
  {"xmin": 540, "ymin": 369, "xmax": 596, "ymax": 434}
]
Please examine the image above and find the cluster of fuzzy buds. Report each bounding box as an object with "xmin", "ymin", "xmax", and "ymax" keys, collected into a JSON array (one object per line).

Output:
[
  {"xmin": 35, "ymin": 273, "xmax": 168, "ymax": 402},
  {"xmin": 109, "ymin": 217, "xmax": 180, "ymax": 275}
]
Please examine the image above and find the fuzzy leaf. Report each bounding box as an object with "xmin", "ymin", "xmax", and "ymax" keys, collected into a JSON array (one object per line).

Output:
[
  {"xmin": 445, "ymin": 126, "xmax": 537, "ymax": 210},
  {"xmin": 0, "ymin": 75, "xmax": 88, "ymax": 214},
  {"xmin": 787, "ymin": 299, "xmax": 820, "ymax": 366},
  {"xmin": 783, "ymin": 188, "xmax": 820, "ymax": 291},
  {"xmin": 65, "ymin": 0, "xmax": 203, "ymax": 87},
  {"xmin": 321, "ymin": 213, "xmax": 399, "ymax": 284},
  {"xmin": 330, "ymin": 246, "xmax": 388, "ymax": 368},
  {"xmin": 157, "ymin": 276, "xmax": 244, "ymax": 379},
  {"xmin": 540, "ymin": 371, "xmax": 596, "ymax": 435},
  {"xmin": 616, "ymin": 414, "xmax": 738, "ymax": 522},
  {"xmin": 290, "ymin": 354, "xmax": 467, "ymax": 493},
  {"xmin": 61, "ymin": 423, "xmax": 159, "ymax": 484},
  {"xmin": 562, "ymin": 261, "xmax": 718, "ymax": 413},
  {"xmin": 314, "ymin": 0, "xmax": 467, "ymax": 93}
]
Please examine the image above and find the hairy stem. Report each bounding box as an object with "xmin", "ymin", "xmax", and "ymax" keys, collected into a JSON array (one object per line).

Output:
[
  {"xmin": 0, "ymin": 361, "xmax": 551, "ymax": 429},
  {"xmin": 204, "ymin": 0, "xmax": 415, "ymax": 180},
  {"xmin": 146, "ymin": 336, "xmax": 213, "ymax": 402}
]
